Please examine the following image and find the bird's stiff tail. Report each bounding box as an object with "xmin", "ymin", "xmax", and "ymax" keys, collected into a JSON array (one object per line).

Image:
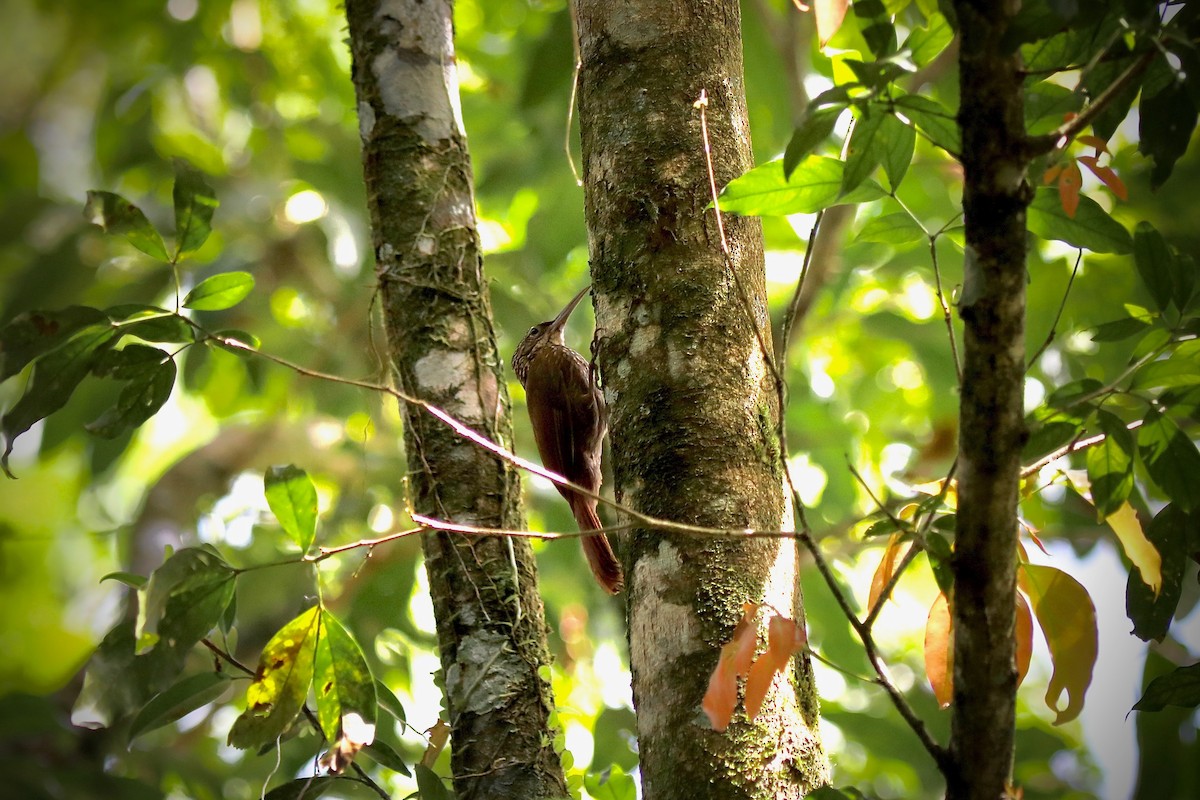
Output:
[{"xmin": 571, "ymin": 499, "xmax": 624, "ymax": 594}]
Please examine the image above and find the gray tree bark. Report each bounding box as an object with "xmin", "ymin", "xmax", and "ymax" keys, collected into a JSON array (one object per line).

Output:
[
  {"xmin": 575, "ymin": 1, "xmax": 828, "ymax": 797},
  {"xmin": 344, "ymin": 2, "xmax": 567, "ymax": 798},
  {"xmin": 949, "ymin": 2, "xmax": 1028, "ymax": 797}
]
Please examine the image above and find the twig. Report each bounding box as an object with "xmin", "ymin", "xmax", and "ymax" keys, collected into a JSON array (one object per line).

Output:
[
  {"xmin": 795, "ymin": 528, "xmax": 951, "ymax": 771},
  {"xmin": 1027, "ymin": 249, "xmax": 1082, "ymax": 370},
  {"xmin": 564, "ymin": 0, "xmax": 583, "ymax": 186},
  {"xmin": 694, "ymin": 90, "xmax": 785, "ymax": 393},
  {"xmin": 1020, "ymin": 418, "xmax": 1144, "ymax": 479},
  {"xmin": 1026, "ymin": 46, "xmax": 1157, "ymax": 157},
  {"xmin": 929, "ymin": 233, "xmax": 962, "ymax": 385}
]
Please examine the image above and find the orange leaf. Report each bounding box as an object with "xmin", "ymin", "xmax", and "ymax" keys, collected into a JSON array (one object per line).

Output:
[
  {"xmin": 924, "ymin": 592, "xmax": 954, "ymax": 708},
  {"xmin": 702, "ymin": 654, "xmax": 739, "ymax": 731},
  {"xmin": 813, "ymin": 0, "xmax": 850, "ymax": 46},
  {"xmin": 730, "ymin": 603, "xmax": 760, "ymax": 677},
  {"xmin": 745, "ymin": 615, "xmax": 808, "ymax": 721},
  {"xmin": 1076, "ymin": 135, "xmax": 1109, "ymax": 154},
  {"xmin": 1015, "ymin": 591, "xmax": 1033, "ymax": 688},
  {"xmin": 1042, "ymin": 164, "xmax": 1063, "ymax": 184},
  {"xmin": 868, "ymin": 533, "xmax": 907, "ymax": 614},
  {"xmin": 702, "ymin": 602, "xmax": 762, "ymax": 731},
  {"xmin": 1057, "ymin": 160, "xmax": 1082, "ymax": 218},
  {"xmin": 1078, "ymin": 155, "xmax": 1129, "ymax": 201},
  {"xmin": 767, "ymin": 614, "xmax": 806, "ymax": 668},
  {"xmin": 743, "ymin": 654, "xmax": 777, "ymax": 721},
  {"xmin": 1019, "ymin": 563, "xmax": 1098, "ymax": 724}
]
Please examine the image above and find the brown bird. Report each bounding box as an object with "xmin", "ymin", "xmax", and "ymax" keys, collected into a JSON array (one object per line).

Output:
[{"xmin": 511, "ymin": 286, "xmax": 623, "ymax": 594}]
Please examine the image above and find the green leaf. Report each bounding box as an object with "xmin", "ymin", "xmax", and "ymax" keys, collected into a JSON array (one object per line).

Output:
[
  {"xmin": 842, "ymin": 108, "xmax": 887, "ymax": 195},
  {"xmin": 108, "ymin": 305, "xmax": 197, "ymax": 343},
  {"xmin": 879, "ymin": 111, "xmax": 916, "ymax": 191},
  {"xmin": 1046, "ymin": 377, "xmax": 1102, "ymax": 408},
  {"xmin": 856, "ymin": 212, "xmax": 925, "ymax": 245},
  {"xmin": 844, "ymin": 58, "xmax": 911, "ymax": 91},
  {"xmin": 211, "ymin": 329, "xmax": 261, "ymax": 355},
  {"xmin": 584, "ymin": 765, "xmax": 639, "ymax": 800},
  {"xmin": 720, "ymin": 157, "xmax": 884, "ymax": 217},
  {"xmin": 0, "ymin": 306, "xmax": 108, "ymax": 383},
  {"xmin": 893, "ymin": 94, "xmax": 960, "ymax": 154},
  {"xmin": 924, "ymin": 531, "xmax": 954, "ymax": 595},
  {"xmin": 101, "ymin": 571, "xmax": 148, "ymax": 589},
  {"xmin": 1137, "ymin": 411, "xmax": 1200, "ymax": 511},
  {"xmin": 92, "ymin": 344, "xmax": 169, "ymax": 380},
  {"xmin": 84, "ymin": 191, "xmax": 169, "ymax": 261},
  {"xmin": 783, "ymin": 106, "xmax": 845, "ymax": 178},
  {"xmin": 376, "ymin": 679, "xmax": 407, "ymax": 722},
  {"xmin": 1126, "ymin": 504, "xmax": 1189, "ymax": 642},
  {"xmin": 363, "ymin": 739, "xmax": 411, "ymax": 776},
  {"xmin": 1133, "ymin": 663, "xmax": 1200, "ymax": 712},
  {"xmin": 262, "ymin": 776, "xmax": 343, "ymax": 800},
  {"xmin": 128, "ymin": 672, "xmax": 232, "ymax": 742},
  {"xmin": 1139, "ymin": 81, "xmax": 1198, "ymax": 189},
  {"xmin": 135, "ymin": 547, "xmax": 236, "ymax": 656},
  {"xmin": 1023, "ymin": 407, "xmax": 1084, "ymax": 460},
  {"xmin": 1024, "ymin": 81, "xmax": 1082, "ymax": 136},
  {"xmin": 1086, "ymin": 410, "xmax": 1134, "ymax": 519},
  {"xmin": 1027, "ymin": 188, "xmax": 1132, "ymax": 254},
  {"xmin": 1130, "ymin": 357, "xmax": 1200, "ymax": 392},
  {"xmin": 1019, "ymin": 563, "xmax": 1098, "ymax": 724},
  {"xmin": 314, "ymin": 611, "xmax": 377, "ymax": 744},
  {"xmin": 71, "ymin": 620, "xmax": 188, "ymax": 730},
  {"xmin": 903, "ymin": 12, "xmax": 953, "ymax": 67},
  {"xmin": 1084, "ymin": 53, "xmax": 1145, "ymax": 143},
  {"xmin": 1134, "ymin": 221, "xmax": 1177, "ymax": 313},
  {"xmin": 265, "ymin": 465, "xmax": 319, "ymax": 551},
  {"xmin": 806, "ymin": 786, "xmax": 869, "ymax": 799},
  {"xmin": 87, "ymin": 358, "xmax": 177, "ymax": 439},
  {"xmin": 183, "ymin": 272, "xmax": 255, "ymax": 311},
  {"xmin": 414, "ymin": 764, "xmax": 452, "ymax": 800},
  {"xmin": 172, "ymin": 159, "xmax": 218, "ymax": 257},
  {"xmin": 1089, "ymin": 316, "xmax": 1151, "ymax": 343},
  {"xmin": 227, "ymin": 606, "xmax": 321, "ymax": 749},
  {"xmin": 1, "ymin": 322, "xmax": 118, "ymax": 476}
]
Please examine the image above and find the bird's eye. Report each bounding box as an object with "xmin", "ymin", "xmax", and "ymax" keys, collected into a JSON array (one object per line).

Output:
[{"xmin": 528, "ymin": 326, "xmax": 539, "ymax": 336}]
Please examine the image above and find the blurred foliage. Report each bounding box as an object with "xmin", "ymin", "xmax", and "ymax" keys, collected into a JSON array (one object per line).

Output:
[{"xmin": 0, "ymin": 0, "xmax": 1198, "ymax": 799}]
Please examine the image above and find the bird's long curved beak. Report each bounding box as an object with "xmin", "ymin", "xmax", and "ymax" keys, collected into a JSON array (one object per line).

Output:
[{"xmin": 549, "ymin": 285, "xmax": 592, "ymax": 333}]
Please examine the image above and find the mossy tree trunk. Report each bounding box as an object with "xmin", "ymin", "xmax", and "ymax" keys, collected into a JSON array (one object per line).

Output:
[
  {"xmin": 344, "ymin": 2, "xmax": 567, "ymax": 798},
  {"xmin": 949, "ymin": 2, "xmax": 1029, "ymax": 798},
  {"xmin": 575, "ymin": 1, "xmax": 828, "ymax": 797}
]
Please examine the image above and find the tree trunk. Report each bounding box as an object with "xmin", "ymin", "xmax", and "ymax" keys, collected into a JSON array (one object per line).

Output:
[
  {"xmin": 949, "ymin": 2, "xmax": 1028, "ymax": 797},
  {"xmin": 575, "ymin": 1, "xmax": 828, "ymax": 798},
  {"xmin": 343, "ymin": 2, "xmax": 567, "ymax": 798}
]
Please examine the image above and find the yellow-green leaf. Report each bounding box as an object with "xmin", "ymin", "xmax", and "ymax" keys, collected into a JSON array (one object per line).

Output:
[
  {"xmin": 1105, "ymin": 502, "xmax": 1161, "ymax": 596},
  {"xmin": 1019, "ymin": 563, "xmax": 1098, "ymax": 724},
  {"xmin": 227, "ymin": 606, "xmax": 320, "ymax": 749}
]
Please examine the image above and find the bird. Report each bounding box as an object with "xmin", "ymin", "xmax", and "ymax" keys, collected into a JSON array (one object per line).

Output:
[{"xmin": 511, "ymin": 286, "xmax": 624, "ymax": 594}]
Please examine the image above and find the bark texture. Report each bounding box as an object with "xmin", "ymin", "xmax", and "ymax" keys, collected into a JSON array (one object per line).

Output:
[
  {"xmin": 950, "ymin": 2, "xmax": 1029, "ymax": 797},
  {"xmin": 576, "ymin": 1, "xmax": 828, "ymax": 797},
  {"xmin": 344, "ymin": 2, "xmax": 567, "ymax": 798}
]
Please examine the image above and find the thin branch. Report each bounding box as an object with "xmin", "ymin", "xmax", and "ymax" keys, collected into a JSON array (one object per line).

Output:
[
  {"xmin": 564, "ymin": 0, "xmax": 583, "ymax": 186},
  {"xmin": 1025, "ymin": 46, "xmax": 1157, "ymax": 157},
  {"xmin": 929, "ymin": 233, "xmax": 962, "ymax": 385},
  {"xmin": 694, "ymin": 90, "xmax": 785, "ymax": 394},
  {"xmin": 1020, "ymin": 418, "xmax": 1144, "ymax": 479},
  {"xmin": 1027, "ymin": 249, "xmax": 1083, "ymax": 370},
  {"xmin": 795, "ymin": 528, "xmax": 951, "ymax": 771}
]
